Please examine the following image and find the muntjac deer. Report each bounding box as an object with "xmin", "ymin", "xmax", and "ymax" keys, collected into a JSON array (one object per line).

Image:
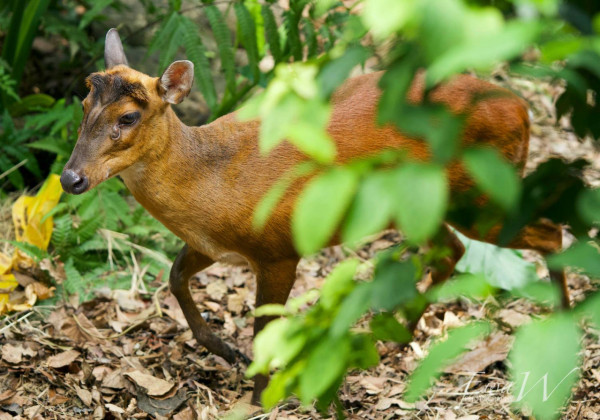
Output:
[{"xmin": 61, "ymin": 29, "xmax": 569, "ymax": 404}]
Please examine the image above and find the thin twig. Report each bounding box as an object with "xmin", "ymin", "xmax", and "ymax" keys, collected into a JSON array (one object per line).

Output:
[
  {"xmin": 71, "ymin": 312, "xmax": 158, "ymax": 340},
  {"xmin": 0, "ymin": 159, "xmax": 28, "ymax": 181},
  {"xmin": 153, "ymin": 282, "xmax": 169, "ymax": 318},
  {"xmin": 0, "ymin": 310, "xmax": 33, "ymax": 335}
]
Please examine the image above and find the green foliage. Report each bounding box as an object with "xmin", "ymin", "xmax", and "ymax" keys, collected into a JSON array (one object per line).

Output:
[
  {"xmin": 509, "ymin": 314, "xmax": 582, "ymax": 420},
  {"xmin": 2, "ymin": 0, "xmax": 599, "ymax": 417},
  {"xmin": 0, "ymin": 0, "xmax": 51, "ymax": 108},
  {"xmin": 292, "ymin": 167, "xmax": 358, "ymax": 255},
  {"xmin": 463, "ymin": 147, "xmax": 521, "ymax": 211},
  {"xmin": 454, "ymin": 230, "xmax": 538, "ymax": 290},
  {"xmin": 247, "ymin": 0, "xmax": 600, "ymax": 417},
  {"xmin": 48, "ymin": 178, "xmax": 179, "ymax": 301}
]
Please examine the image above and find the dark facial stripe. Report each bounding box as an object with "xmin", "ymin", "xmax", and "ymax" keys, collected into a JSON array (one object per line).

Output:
[{"xmin": 85, "ymin": 73, "xmax": 149, "ymax": 105}]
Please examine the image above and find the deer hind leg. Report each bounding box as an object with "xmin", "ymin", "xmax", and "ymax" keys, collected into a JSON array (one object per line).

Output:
[
  {"xmin": 504, "ymin": 219, "xmax": 570, "ymax": 309},
  {"xmin": 407, "ymin": 225, "xmax": 466, "ymax": 334},
  {"xmin": 429, "ymin": 224, "xmax": 467, "ymax": 286},
  {"xmin": 251, "ymin": 258, "xmax": 299, "ymax": 406},
  {"xmin": 169, "ymin": 244, "xmax": 241, "ymax": 364}
]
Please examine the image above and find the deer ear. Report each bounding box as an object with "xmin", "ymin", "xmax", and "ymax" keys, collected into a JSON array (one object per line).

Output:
[
  {"xmin": 159, "ymin": 60, "xmax": 194, "ymax": 104},
  {"xmin": 105, "ymin": 28, "xmax": 129, "ymax": 69}
]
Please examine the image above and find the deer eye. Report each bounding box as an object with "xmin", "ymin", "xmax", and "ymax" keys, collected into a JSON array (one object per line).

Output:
[{"xmin": 119, "ymin": 112, "xmax": 140, "ymax": 126}]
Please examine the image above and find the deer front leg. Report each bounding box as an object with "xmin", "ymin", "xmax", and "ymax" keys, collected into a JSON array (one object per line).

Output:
[
  {"xmin": 251, "ymin": 258, "xmax": 299, "ymax": 405},
  {"xmin": 169, "ymin": 244, "xmax": 240, "ymax": 364}
]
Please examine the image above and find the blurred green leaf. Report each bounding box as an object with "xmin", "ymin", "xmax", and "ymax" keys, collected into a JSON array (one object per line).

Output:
[
  {"xmin": 394, "ymin": 163, "xmax": 448, "ymax": 243},
  {"xmin": 371, "ymin": 259, "xmax": 418, "ymax": 311},
  {"xmin": 510, "ymin": 314, "xmax": 581, "ymax": 420},
  {"xmin": 513, "ymin": 280, "xmax": 561, "ymax": 307},
  {"xmin": 362, "ymin": 0, "xmax": 416, "ymax": 40},
  {"xmin": 320, "ymin": 259, "xmax": 359, "ymax": 310},
  {"xmin": 292, "ymin": 167, "xmax": 359, "ymax": 255},
  {"xmin": 463, "ymin": 147, "xmax": 521, "ymax": 211},
  {"xmin": 548, "ymin": 241, "xmax": 600, "ymax": 277},
  {"xmin": 577, "ymin": 188, "xmax": 600, "ymax": 226},
  {"xmin": 427, "ymin": 21, "xmax": 539, "ymax": 86},
  {"xmin": 370, "ymin": 312, "xmax": 412, "ymax": 342},
  {"xmin": 427, "ymin": 273, "xmax": 495, "ymax": 302},
  {"xmin": 331, "ymin": 282, "xmax": 372, "ymax": 337},
  {"xmin": 349, "ymin": 333, "xmax": 380, "ymax": 369},
  {"xmin": 318, "ymin": 45, "xmax": 370, "ymax": 97},
  {"xmin": 253, "ymin": 162, "xmax": 315, "ymax": 230},
  {"xmin": 343, "ymin": 171, "xmax": 395, "ymax": 244},
  {"xmin": 248, "ymin": 318, "xmax": 306, "ymax": 377},
  {"xmin": 299, "ymin": 335, "xmax": 350, "ymax": 404}
]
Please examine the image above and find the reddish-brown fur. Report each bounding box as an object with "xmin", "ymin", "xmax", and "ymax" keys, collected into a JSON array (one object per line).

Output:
[{"xmin": 62, "ymin": 32, "xmax": 568, "ymax": 404}]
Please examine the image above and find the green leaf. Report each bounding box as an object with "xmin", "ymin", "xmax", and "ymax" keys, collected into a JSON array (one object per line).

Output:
[
  {"xmin": 253, "ymin": 162, "xmax": 315, "ymax": 230},
  {"xmin": 426, "ymin": 21, "xmax": 540, "ymax": 86},
  {"xmin": 343, "ymin": 171, "xmax": 395, "ymax": 244},
  {"xmin": 292, "ymin": 167, "xmax": 359, "ymax": 255},
  {"xmin": 463, "ymin": 147, "xmax": 521, "ymax": 211},
  {"xmin": 370, "ymin": 312, "xmax": 412, "ymax": 343},
  {"xmin": 3, "ymin": 240, "xmax": 48, "ymax": 262},
  {"xmin": 349, "ymin": 333, "xmax": 380, "ymax": 369},
  {"xmin": 79, "ymin": 0, "xmax": 114, "ymax": 29},
  {"xmin": 575, "ymin": 291, "xmax": 600, "ymax": 329},
  {"xmin": 454, "ymin": 230, "xmax": 538, "ymax": 290},
  {"xmin": 262, "ymin": 361, "xmax": 304, "ymax": 409},
  {"xmin": 320, "ymin": 259, "xmax": 359, "ymax": 310},
  {"xmin": 253, "ymin": 303, "xmax": 289, "ymax": 317},
  {"xmin": 331, "ymin": 282, "xmax": 372, "ymax": 337},
  {"xmin": 427, "ymin": 273, "xmax": 495, "ymax": 302},
  {"xmin": 509, "ymin": 314, "xmax": 581, "ymax": 420},
  {"xmin": 513, "ymin": 281, "xmax": 561, "ymax": 307},
  {"xmin": 299, "ymin": 334, "xmax": 350, "ymax": 404},
  {"xmin": 548, "ymin": 241, "xmax": 600, "ymax": 277},
  {"xmin": 405, "ymin": 321, "xmax": 491, "ymax": 402},
  {"xmin": 318, "ymin": 45, "xmax": 370, "ymax": 97},
  {"xmin": 577, "ymin": 188, "xmax": 600, "ymax": 226},
  {"xmin": 394, "ymin": 163, "xmax": 448, "ymax": 243},
  {"xmin": 248, "ymin": 318, "xmax": 307, "ymax": 376},
  {"xmin": 362, "ymin": 0, "xmax": 416, "ymax": 40},
  {"xmin": 371, "ymin": 259, "xmax": 418, "ymax": 311}
]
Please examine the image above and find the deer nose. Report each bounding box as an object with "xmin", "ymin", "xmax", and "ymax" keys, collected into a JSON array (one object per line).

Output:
[{"xmin": 60, "ymin": 169, "xmax": 89, "ymax": 194}]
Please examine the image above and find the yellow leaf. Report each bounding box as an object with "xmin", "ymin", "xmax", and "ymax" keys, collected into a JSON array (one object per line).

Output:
[
  {"xmin": 13, "ymin": 174, "xmax": 62, "ymax": 251},
  {"xmin": 0, "ymin": 253, "xmax": 12, "ymax": 275},
  {"xmin": 0, "ymin": 274, "xmax": 19, "ymax": 315}
]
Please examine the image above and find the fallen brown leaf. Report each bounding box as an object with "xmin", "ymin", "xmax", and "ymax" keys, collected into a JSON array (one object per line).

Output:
[
  {"xmin": 445, "ymin": 332, "xmax": 513, "ymax": 374},
  {"xmin": 47, "ymin": 349, "xmax": 80, "ymax": 368},
  {"xmin": 124, "ymin": 370, "xmax": 174, "ymax": 397},
  {"xmin": 2, "ymin": 342, "xmax": 36, "ymax": 364}
]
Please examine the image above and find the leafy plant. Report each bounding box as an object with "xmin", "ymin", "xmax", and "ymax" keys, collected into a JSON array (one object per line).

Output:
[{"xmin": 244, "ymin": 0, "xmax": 600, "ymax": 418}]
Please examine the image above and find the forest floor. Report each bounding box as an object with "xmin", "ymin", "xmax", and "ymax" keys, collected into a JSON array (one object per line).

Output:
[{"xmin": 0, "ymin": 72, "xmax": 599, "ymax": 420}]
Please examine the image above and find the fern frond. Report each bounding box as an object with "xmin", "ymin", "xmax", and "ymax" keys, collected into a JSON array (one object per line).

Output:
[
  {"xmin": 64, "ymin": 258, "xmax": 84, "ymax": 296},
  {"xmin": 234, "ymin": 3, "xmax": 260, "ymax": 80},
  {"xmin": 284, "ymin": 9, "xmax": 302, "ymax": 61},
  {"xmin": 76, "ymin": 213, "xmax": 103, "ymax": 243},
  {"xmin": 261, "ymin": 4, "xmax": 282, "ymax": 63},
  {"xmin": 302, "ymin": 17, "xmax": 317, "ymax": 58},
  {"xmin": 180, "ymin": 15, "xmax": 218, "ymax": 111},
  {"xmin": 50, "ymin": 214, "xmax": 72, "ymax": 250},
  {"xmin": 205, "ymin": 5, "xmax": 236, "ymax": 94},
  {"xmin": 148, "ymin": 11, "xmax": 180, "ymax": 57},
  {"xmin": 5, "ymin": 240, "xmax": 49, "ymax": 262}
]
